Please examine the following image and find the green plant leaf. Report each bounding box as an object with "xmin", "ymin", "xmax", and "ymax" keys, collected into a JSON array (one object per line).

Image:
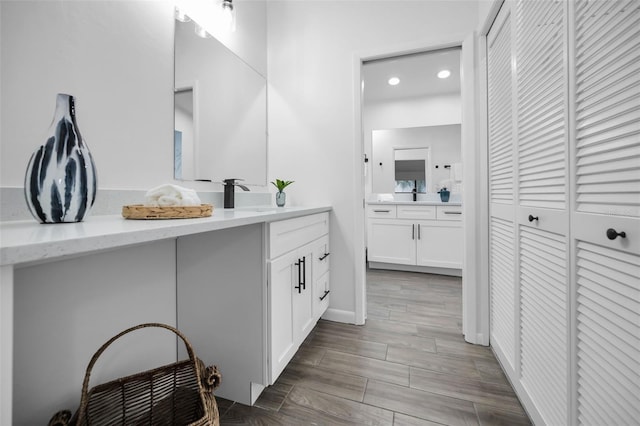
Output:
[{"xmin": 270, "ymin": 179, "xmax": 294, "ymax": 192}]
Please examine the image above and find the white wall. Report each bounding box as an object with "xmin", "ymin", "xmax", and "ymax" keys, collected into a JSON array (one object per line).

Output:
[
  {"xmin": 0, "ymin": 0, "xmax": 267, "ymax": 194},
  {"xmin": 267, "ymin": 1, "xmax": 478, "ymax": 319},
  {"xmin": 0, "ymin": 1, "xmax": 174, "ymax": 190}
]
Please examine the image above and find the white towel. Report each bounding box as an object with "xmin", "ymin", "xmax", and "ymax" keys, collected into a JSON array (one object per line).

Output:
[
  {"xmin": 377, "ymin": 193, "xmax": 394, "ymax": 202},
  {"xmin": 145, "ymin": 184, "xmax": 202, "ymax": 207},
  {"xmin": 452, "ymin": 163, "xmax": 463, "ymax": 182}
]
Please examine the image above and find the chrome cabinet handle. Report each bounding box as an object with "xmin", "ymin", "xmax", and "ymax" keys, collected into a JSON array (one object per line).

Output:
[
  {"xmin": 412, "ymin": 224, "xmax": 415, "ymax": 240},
  {"xmin": 444, "ymin": 211, "xmax": 462, "ymax": 215},
  {"xmin": 373, "ymin": 209, "xmax": 391, "ymax": 213},
  {"xmin": 418, "ymin": 224, "xmax": 421, "ymax": 240}
]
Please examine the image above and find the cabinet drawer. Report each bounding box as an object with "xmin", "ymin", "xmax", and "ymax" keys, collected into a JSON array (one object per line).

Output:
[
  {"xmin": 437, "ymin": 205, "xmax": 462, "ymax": 221},
  {"xmin": 313, "ymin": 235, "xmax": 330, "ymax": 280},
  {"xmin": 314, "ymin": 270, "xmax": 330, "ymax": 321},
  {"xmin": 269, "ymin": 212, "xmax": 329, "ymax": 259},
  {"xmin": 367, "ymin": 205, "xmax": 397, "ymax": 218},
  {"xmin": 397, "ymin": 205, "xmax": 436, "ymax": 220}
]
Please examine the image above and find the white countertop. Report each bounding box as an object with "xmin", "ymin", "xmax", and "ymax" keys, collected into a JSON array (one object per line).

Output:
[
  {"xmin": 367, "ymin": 201, "xmax": 462, "ymax": 206},
  {"xmin": 0, "ymin": 205, "xmax": 331, "ymax": 267}
]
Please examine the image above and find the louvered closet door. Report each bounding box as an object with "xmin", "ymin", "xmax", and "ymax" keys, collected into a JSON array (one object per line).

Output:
[
  {"xmin": 487, "ymin": 3, "xmax": 517, "ymax": 372},
  {"xmin": 515, "ymin": 1, "xmax": 569, "ymax": 425},
  {"xmin": 571, "ymin": 1, "xmax": 640, "ymax": 424}
]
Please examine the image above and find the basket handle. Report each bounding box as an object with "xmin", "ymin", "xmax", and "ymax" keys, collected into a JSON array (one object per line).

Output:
[{"xmin": 76, "ymin": 323, "xmax": 203, "ymax": 424}]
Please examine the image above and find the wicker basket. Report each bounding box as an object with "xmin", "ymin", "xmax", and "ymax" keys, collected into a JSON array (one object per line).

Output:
[
  {"xmin": 122, "ymin": 204, "xmax": 213, "ymax": 220},
  {"xmin": 49, "ymin": 323, "xmax": 221, "ymax": 426}
]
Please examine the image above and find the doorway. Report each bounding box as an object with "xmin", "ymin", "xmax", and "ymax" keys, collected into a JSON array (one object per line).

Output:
[
  {"xmin": 353, "ymin": 37, "xmax": 488, "ymax": 346},
  {"xmin": 362, "ymin": 47, "xmax": 463, "ymax": 306}
]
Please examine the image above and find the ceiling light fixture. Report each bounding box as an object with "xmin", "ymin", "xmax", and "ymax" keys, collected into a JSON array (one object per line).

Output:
[
  {"xmin": 388, "ymin": 77, "xmax": 400, "ymax": 86},
  {"xmin": 222, "ymin": 0, "xmax": 237, "ymax": 32},
  {"xmin": 437, "ymin": 70, "xmax": 451, "ymax": 79}
]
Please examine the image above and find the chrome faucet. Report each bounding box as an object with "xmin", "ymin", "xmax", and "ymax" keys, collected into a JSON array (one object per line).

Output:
[{"xmin": 223, "ymin": 178, "xmax": 250, "ymax": 209}]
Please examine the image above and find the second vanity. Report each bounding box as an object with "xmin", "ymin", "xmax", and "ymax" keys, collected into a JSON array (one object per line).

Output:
[
  {"xmin": 367, "ymin": 201, "xmax": 462, "ymax": 276},
  {"xmin": 0, "ymin": 206, "xmax": 331, "ymax": 424}
]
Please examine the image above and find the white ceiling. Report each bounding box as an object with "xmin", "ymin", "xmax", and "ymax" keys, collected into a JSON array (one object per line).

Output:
[{"xmin": 362, "ymin": 48, "xmax": 461, "ymax": 103}]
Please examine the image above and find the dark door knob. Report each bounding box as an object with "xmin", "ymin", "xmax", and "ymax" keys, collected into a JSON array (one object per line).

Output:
[
  {"xmin": 606, "ymin": 228, "xmax": 626, "ymax": 240},
  {"xmin": 528, "ymin": 215, "xmax": 538, "ymax": 222}
]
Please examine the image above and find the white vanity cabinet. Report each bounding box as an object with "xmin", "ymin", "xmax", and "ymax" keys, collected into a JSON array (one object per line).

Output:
[
  {"xmin": 367, "ymin": 204, "xmax": 462, "ymax": 274},
  {"xmin": 1, "ymin": 206, "xmax": 332, "ymax": 423},
  {"xmin": 268, "ymin": 212, "xmax": 329, "ymax": 383}
]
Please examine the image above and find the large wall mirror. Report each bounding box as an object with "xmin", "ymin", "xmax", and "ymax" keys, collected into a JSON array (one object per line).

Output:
[
  {"xmin": 174, "ymin": 19, "xmax": 267, "ymax": 185},
  {"xmin": 371, "ymin": 124, "xmax": 461, "ymax": 194}
]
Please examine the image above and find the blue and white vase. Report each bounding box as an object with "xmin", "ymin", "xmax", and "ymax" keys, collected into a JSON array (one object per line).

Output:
[{"xmin": 24, "ymin": 94, "xmax": 97, "ymax": 223}]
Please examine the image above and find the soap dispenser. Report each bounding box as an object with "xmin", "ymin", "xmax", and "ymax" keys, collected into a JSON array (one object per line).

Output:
[{"xmin": 223, "ymin": 178, "xmax": 250, "ymax": 208}]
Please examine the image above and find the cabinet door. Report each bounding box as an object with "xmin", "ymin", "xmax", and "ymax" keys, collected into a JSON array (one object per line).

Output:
[
  {"xmin": 515, "ymin": 1, "xmax": 570, "ymax": 424},
  {"xmin": 487, "ymin": 0, "xmax": 518, "ymax": 374},
  {"xmin": 367, "ymin": 219, "xmax": 415, "ymax": 265},
  {"xmin": 571, "ymin": 1, "xmax": 640, "ymax": 423},
  {"xmin": 415, "ymin": 221, "xmax": 462, "ymax": 269},
  {"xmin": 293, "ymin": 244, "xmax": 315, "ymax": 346},
  {"xmin": 312, "ymin": 235, "xmax": 330, "ymax": 281},
  {"xmin": 268, "ymin": 250, "xmax": 298, "ymax": 383}
]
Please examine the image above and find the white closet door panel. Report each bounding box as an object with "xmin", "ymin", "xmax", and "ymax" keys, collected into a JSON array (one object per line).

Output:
[
  {"xmin": 488, "ymin": 6, "xmax": 515, "ymax": 205},
  {"xmin": 575, "ymin": 1, "xmax": 639, "ymax": 83},
  {"xmin": 575, "ymin": 240, "xmax": 640, "ymax": 426},
  {"xmin": 491, "ymin": 201, "xmax": 514, "ymax": 222},
  {"xmin": 516, "ymin": 0, "xmax": 567, "ymax": 210},
  {"xmin": 573, "ymin": 212, "xmax": 640, "ymax": 256},
  {"xmin": 520, "ymin": 226, "xmax": 567, "ymax": 426},
  {"xmin": 575, "ymin": 0, "xmax": 640, "ymax": 217},
  {"xmin": 490, "ymin": 217, "xmax": 516, "ymax": 368}
]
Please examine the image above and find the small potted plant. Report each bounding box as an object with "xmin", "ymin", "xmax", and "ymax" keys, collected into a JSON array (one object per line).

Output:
[{"xmin": 271, "ymin": 179, "xmax": 294, "ymax": 207}]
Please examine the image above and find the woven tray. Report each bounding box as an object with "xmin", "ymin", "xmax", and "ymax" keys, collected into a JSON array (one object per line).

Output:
[{"xmin": 122, "ymin": 204, "xmax": 213, "ymax": 219}]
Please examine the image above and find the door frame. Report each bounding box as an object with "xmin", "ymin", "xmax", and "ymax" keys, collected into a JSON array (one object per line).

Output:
[{"xmin": 351, "ymin": 32, "xmax": 491, "ymax": 345}]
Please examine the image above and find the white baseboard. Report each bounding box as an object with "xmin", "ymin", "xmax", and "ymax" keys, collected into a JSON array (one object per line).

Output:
[
  {"xmin": 368, "ymin": 262, "xmax": 462, "ymax": 277},
  {"xmin": 321, "ymin": 308, "xmax": 356, "ymax": 324},
  {"xmin": 464, "ymin": 332, "xmax": 489, "ymax": 346}
]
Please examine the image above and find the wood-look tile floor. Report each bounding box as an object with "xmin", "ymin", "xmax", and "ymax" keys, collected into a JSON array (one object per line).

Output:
[{"xmin": 217, "ymin": 269, "xmax": 531, "ymax": 425}]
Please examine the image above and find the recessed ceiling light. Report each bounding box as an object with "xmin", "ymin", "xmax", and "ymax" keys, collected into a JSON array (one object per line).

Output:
[
  {"xmin": 437, "ymin": 70, "xmax": 451, "ymax": 79},
  {"xmin": 388, "ymin": 77, "xmax": 400, "ymax": 86}
]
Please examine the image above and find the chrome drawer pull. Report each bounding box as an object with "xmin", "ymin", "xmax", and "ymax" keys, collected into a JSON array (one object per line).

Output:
[
  {"xmin": 373, "ymin": 209, "xmax": 391, "ymax": 213},
  {"xmin": 444, "ymin": 211, "xmax": 462, "ymax": 215}
]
